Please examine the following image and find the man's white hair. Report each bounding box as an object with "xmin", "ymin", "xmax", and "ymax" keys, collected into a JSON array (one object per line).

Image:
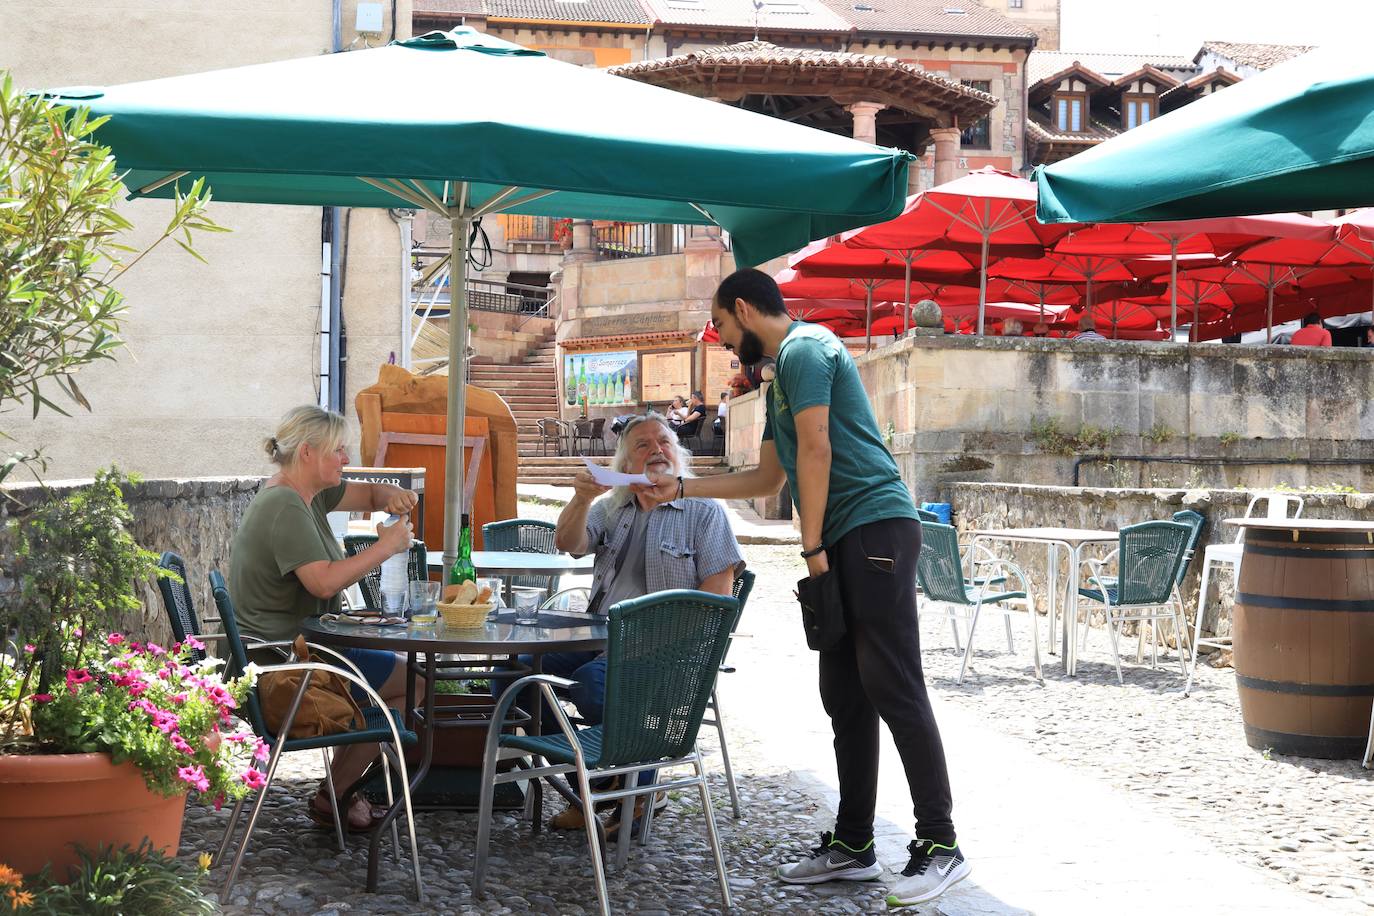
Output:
[{"xmin": 607, "ymin": 413, "xmax": 696, "ymax": 507}]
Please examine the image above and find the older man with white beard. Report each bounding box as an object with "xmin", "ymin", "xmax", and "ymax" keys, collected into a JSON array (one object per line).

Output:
[{"xmin": 533, "ymin": 413, "xmax": 743, "ymax": 834}]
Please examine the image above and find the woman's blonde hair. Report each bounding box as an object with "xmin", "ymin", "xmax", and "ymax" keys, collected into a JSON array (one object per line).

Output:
[{"xmin": 264, "ymin": 405, "xmax": 347, "ymax": 466}]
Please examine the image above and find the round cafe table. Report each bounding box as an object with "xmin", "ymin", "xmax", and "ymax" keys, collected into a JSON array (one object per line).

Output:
[{"xmin": 302, "ymin": 613, "xmax": 607, "ymax": 891}]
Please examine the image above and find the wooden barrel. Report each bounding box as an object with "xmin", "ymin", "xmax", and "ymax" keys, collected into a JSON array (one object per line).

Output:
[{"xmin": 1233, "ymin": 525, "xmax": 1374, "ymax": 759}]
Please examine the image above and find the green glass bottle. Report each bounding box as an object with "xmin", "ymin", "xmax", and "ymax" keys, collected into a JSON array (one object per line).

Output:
[{"xmin": 448, "ymin": 513, "xmax": 476, "ymax": 585}]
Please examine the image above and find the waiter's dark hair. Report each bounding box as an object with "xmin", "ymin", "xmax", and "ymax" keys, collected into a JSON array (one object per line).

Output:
[{"xmin": 715, "ymin": 267, "xmax": 787, "ymax": 316}]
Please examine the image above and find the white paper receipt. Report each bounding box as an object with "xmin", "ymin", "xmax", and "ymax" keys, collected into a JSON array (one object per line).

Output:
[{"xmin": 582, "ymin": 457, "xmax": 653, "ymax": 487}]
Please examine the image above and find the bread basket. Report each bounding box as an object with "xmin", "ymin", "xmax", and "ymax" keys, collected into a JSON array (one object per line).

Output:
[{"xmin": 438, "ymin": 601, "xmax": 493, "ymax": 628}]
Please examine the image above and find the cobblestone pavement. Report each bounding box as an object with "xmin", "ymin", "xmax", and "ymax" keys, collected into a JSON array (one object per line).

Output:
[{"xmin": 187, "ymin": 524, "xmax": 1374, "ymax": 914}]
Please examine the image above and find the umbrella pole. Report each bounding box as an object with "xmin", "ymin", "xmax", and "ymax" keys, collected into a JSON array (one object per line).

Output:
[
  {"xmin": 865, "ymin": 286, "xmax": 874, "ymax": 353},
  {"xmin": 902, "ymin": 255, "xmax": 912, "ymax": 337},
  {"xmin": 977, "ymin": 234, "xmax": 990, "ymax": 336},
  {"xmin": 1192, "ymin": 295, "xmax": 1199, "ymax": 343},
  {"xmin": 1169, "ymin": 238, "xmax": 1179, "ymax": 340},
  {"xmin": 1265, "ymin": 281, "xmax": 1274, "ymax": 344},
  {"xmin": 443, "ymin": 209, "xmax": 472, "ymax": 570}
]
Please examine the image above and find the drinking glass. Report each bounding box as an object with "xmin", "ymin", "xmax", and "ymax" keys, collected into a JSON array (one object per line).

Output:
[
  {"xmin": 381, "ymin": 589, "xmax": 408, "ymax": 619},
  {"xmin": 477, "ymin": 577, "xmax": 506, "ymax": 608},
  {"xmin": 408, "ymin": 581, "xmax": 440, "ymax": 624},
  {"xmin": 513, "ymin": 588, "xmax": 542, "ymax": 626}
]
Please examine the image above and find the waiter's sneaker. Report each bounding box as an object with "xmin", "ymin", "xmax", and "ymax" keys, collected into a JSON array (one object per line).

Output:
[
  {"xmin": 777, "ymin": 831, "xmax": 883, "ymax": 884},
  {"xmin": 886, "ymin": 838, "xmax": 970, "ymax": 907}
]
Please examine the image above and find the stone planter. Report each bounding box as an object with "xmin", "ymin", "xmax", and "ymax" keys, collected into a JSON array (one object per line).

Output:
[{"xmin": 0, "ymin": 752, "xmax": 186, "ymax": 879}]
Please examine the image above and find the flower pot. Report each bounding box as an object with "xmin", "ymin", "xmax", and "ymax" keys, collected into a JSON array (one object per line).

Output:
[
  {"xmin": 405, "ymin": 693, "xmax": 514, "ymax": 769},
  {"xmin": 0, "ymin": 752, "xmax": 187, "ymax": 879}
]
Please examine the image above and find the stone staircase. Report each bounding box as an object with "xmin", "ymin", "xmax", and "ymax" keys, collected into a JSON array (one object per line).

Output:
[
  {"xmin": 518, "ymin": 455, "xmax": 730, "ymax": 487},
  {"xmin": 467, "ymin": 329, "xmax": 560, "ymax": 458}
]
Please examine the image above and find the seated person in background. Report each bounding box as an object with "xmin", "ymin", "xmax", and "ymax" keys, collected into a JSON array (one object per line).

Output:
[
  {"xmin": 229, "ymin": 405, "xmax": 418, "ymax": 833},
  {"xmin": 680, "ymin": 391, "xmax": 706, "ymax": 432},
  {"xmin": 1074, "ymin": 315, "xmax": 1106, "ymax": 340},
  {"xmin": 666, "ymin": 395, "xmax": 689, "ymax": 427},
  {"xmin": 1000, "ymin": 318, "xmax": 1023, "ymax": 337},
  {"xmin": 537, "ymin": 414, "xmax": 743, "ymax": 834},
  {"xmin": 1290, "ymin": 311, "xmax": 1332, "ymax": 347},
  {"xmin": 714, "ymin": 391, "xmax": 730, "ymax": 438}
]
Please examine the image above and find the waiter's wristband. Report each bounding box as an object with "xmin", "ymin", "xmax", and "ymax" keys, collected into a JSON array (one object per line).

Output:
[
  {"xmin": 800, "ymin": 544, "xmax": 826, "ymax": 559},
  {"xmin": 676, "ymin": 475, "xmax": 685, "ymax": 500}
]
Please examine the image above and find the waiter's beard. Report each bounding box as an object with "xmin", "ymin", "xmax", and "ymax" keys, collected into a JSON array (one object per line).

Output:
[{"xmin": 737, "ymin": 328, "xmax": 765, "ymax": 365}]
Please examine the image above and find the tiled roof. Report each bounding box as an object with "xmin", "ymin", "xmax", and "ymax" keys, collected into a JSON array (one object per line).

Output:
[
  {"xmin": 1027, "ymin": 50, "xmax": 1196, "ymax": 85},
  {"xmin": 817, "ymin": 0, "xmax": 1035, "ymax": 40},
  {"xmin": 414, "ymin": 0, "xmax": 652, "ymax": 24},
  {"xmin": 1026, "ymin": 110, "xmax": 1121, "ymax": 145},
  {"xmin": 1158, "ymin": 66, "xmax": 1241, "ymax": 105},
  {"xmin": 641, "ymin": 0, "xmax": 849, "ymax": 31},
  {"xmin": 610, "ymin": 40, "xmax": 998, "ymax": 119},
  {"xmin": 1197, "ymin": 40, "xmax": 1315, "ymax": 71}
]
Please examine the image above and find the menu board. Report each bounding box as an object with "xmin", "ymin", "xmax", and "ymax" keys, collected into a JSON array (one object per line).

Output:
[
  {"xmin": 640, "ymin": 350, "xmax": 693, "ymax": 404},
  {"xmin": 704, "ymin": 346, "xmax": 741, "ymax": 403},
  {"xmin": 563, "ymin": 350, "xmax": 637, "ymax": 408}
]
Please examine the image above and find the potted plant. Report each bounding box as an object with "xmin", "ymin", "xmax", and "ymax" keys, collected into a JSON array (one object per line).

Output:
[{"xmin": 0, "ymin": 470, "xmax": 266, "ymax": 878}]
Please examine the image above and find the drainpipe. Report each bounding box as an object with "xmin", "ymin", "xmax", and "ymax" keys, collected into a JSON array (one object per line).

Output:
[
  {"xmin": 393, "ymin": 209, "xmax": 415, "ymax": 369},
  {"xmin": 322, "ymin": 0, "xmax": 345, "ymax": 409}
]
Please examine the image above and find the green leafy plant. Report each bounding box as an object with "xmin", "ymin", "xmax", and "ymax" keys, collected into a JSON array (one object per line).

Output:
[
  {"xmin": 1218, "ymin": 431, "xmax": 1241, "ymax": 447},
  {"xmin": 1145, "ymin": 422, "xmax": 1175, "ymax": 444},
  {"xmin": 1029, "ymin": 416, "xmax": 1119, "ymax": 457},
  {"xmin": 22, "ymin": 840, "xmax": 217, "ymax": 915},
  {"xmin": 0, "ymin": 71, "xmax": 227, "ymax": 482}
]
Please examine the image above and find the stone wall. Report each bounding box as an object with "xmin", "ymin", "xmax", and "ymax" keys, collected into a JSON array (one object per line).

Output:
[
  {"xmin": 951, "ymin": 482, "xmax": 1374, "ymax": 642},
  {"xmin": 852, "ymin": 334, "xmax": 1374, "ymax": 504},
  {"xmin": 2, "ymin": 477, "xmax": 263, "ymax": 646}
]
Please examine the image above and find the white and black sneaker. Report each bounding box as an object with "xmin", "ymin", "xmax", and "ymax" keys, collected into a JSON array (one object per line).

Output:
[
  {"xmin": 777, "ymin": 831, "xmax": 884, "ymax": 885},
  {"xmin": 886, "ymin": 838, "xmax": 970, "ymax": 907}
]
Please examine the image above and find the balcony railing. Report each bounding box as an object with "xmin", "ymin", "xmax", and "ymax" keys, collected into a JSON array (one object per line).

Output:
[
  {"xmin": 502, "ymin": 214, "xmax": 556, "ymax": 243},
  {"xmin": 594, "ymin": 223, "xmax": 687, "ymax": 260}
]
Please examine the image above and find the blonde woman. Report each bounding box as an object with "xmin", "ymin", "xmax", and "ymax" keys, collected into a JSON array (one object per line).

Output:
[{"xmin": 229, "ymin": 405, "xmax": 417, "ymax": 832}]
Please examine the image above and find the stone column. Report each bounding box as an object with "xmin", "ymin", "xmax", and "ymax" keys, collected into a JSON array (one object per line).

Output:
[
  {"xmin": 847, "ymin": 101, "xmax": 886, "ymax": 146},
  {"xmin": 564, "ymin": 218, "xmax": 595, "ymax": 264},
  {"xmin": 930, "ymin": 126, "xmax": 962, "ymax": 187}
]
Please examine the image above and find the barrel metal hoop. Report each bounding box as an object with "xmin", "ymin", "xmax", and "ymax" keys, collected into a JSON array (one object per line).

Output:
[
  {"xmin": 1243, "ymin": 724, "xmax": 1366, "ymax": 759},
  {"xmin": 1236, "ymin": 592, "xmax": 1374, "ymax": 613},
  {"xmin": 1235, "ymin": 674, "xmax": 1374, "ymax": 697}
]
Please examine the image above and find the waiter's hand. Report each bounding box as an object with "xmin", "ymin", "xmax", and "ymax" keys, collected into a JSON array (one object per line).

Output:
[
  {"xmin": 632, "ymin": 469, "xmax": 680, "ymax": 505},
  {"xmin": 805, "ymin": 551, "xmax": 829, "ymax": 579}
]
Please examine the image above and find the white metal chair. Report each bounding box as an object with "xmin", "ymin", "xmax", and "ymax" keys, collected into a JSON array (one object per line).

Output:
[
  {"xmin": 917, "ymin": 521, "xmax": 1041, "ymax": 684},
  {"xmin": 1187, "ymin": 493, "xmax": 1302, "ymax": 694},
  {"xmin": 1364, "ymin": 704, "xmax": 1374, "ymax": 769},
  {"xmin": 1077, "ymin": 521, "xmax": 1193, "ymax": 685}
]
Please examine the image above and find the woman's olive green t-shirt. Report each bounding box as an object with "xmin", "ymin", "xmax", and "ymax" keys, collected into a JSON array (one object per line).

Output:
[{"xmin": 228, "ymin": 482, "xmax": 347, "ymax": 641}]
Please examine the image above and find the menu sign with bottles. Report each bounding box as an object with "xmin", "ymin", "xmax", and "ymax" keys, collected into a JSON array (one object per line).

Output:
[
  {"xmin": 640, "ymin": 349, "xmax": 693, "ymax": 403},
  {"xmin": 703, "ymin": 346, "xmax": 740, "ymax": 403},
  {"xmin": 563, "ymin": 350, "xmax": 637, "ymax": 408}
]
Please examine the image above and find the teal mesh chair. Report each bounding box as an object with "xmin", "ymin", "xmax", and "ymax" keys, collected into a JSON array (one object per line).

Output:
[
  {"xmin": 916, "ymin": 507, "xmax": 940, "ymax": 523},
  {"xmin": 207, "ymin": 571, "xmax": 423, "ymax": 903},
  {"xmin": 341, "ymin": 535, "xmax": 428, "ymax": 611},
  {"xmin": 483, "ymin": 518, "xmax": 559, "ymax": 598},
  {"xmin": 473, "ymin": 590, "xmax": 739, "ymax": 916},
  {"xmin": 1077, "ymin": 520, "xmax": 1193, "ymax": 685},
  {"xmin": 917, "ymin": 521, "xmax": 1041, "ymax": 684}
]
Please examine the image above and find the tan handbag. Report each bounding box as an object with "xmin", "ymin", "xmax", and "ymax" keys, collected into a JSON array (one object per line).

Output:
[{"xmin": 258, "ymin": 637, "xmax": 365, "ymax": 738}]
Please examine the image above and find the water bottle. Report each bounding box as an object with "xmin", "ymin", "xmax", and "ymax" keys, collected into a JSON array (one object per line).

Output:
[{"xmin": 379, "ymin": 514, "xmax": 410, "ymax": 614}]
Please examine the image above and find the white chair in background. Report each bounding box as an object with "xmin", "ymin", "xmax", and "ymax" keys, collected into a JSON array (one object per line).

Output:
[{"xmin": 1186, "ymin": 493, "xmax": 1303, "ymax": 694}]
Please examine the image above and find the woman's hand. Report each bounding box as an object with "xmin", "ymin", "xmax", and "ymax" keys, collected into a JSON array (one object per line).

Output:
[
  {"xmin": 379, "ymin": 486, "xmax": 418, "ymax": 516},
  {"xmin": 376, "ymin": 516, "xmax": 414, "ymax": 555}
]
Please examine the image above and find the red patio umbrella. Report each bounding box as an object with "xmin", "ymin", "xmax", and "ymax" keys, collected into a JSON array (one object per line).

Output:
[
  {"xmin": 845, "ymin": 167, "xmax": 1076, "ymax": 334},
  {"xmin": 991, "ymin": 253, "xmax": 1137, "ymax": 336},
  {"xmin": 1052, "ymin": 213, "xmax": 1332, "ymax": 335},
  {"xmin": 1235, "ymin": 209, "xmax": 1374, "ymax": 325},
  {"xmin": 1176, "ymin": 263, "xmax": 1359, "ymax": 342}
]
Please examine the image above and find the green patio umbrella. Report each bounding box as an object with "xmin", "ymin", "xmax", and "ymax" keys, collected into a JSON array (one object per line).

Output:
[
  {"xmin": 1035, "ymin": 44, "xmax": 1374, "ymax": 224},
  {"xmin": 44, "ymin": 28, "xmax": 910, "ymax": 579}
]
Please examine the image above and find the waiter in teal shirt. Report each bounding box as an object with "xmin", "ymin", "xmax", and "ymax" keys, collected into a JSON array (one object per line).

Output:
[{"xmin": 637, "ymin": 268, "xmax": 968, "ymax": 908}]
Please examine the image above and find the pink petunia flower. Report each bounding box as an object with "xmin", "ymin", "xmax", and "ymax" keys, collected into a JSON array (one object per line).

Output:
[
  {"xmin": 106, "ymin": 633, "xmax": 125, "ymax": 646},
  {"xmin": 151, "ymin": 710, "xmax": 180, "ymax": 734},
  {"xmin": 176, "ymin": 765, "xmax": 210, "ymax": 793},
  {"xmin": 241, "ymin": 768, "xmax": 266, "ymax": 790},
  {"xmin": 253, "ymin": 740, "xmax": 270, "ymax": 763},
  {"xmin": 213, "ymin": 793, "xmax": 225, "ymax": 811},
  {"xmin": 183, "ymin": 635, "xmax": 205, "ymax": 651},
  {"xmin": 170, "ymin": 734, "xmax": 194, "ymax": 755},
  {"xmin": 65, "ymin": 669, "xmax": 93, "ymax": 694},
  {"xmin": 31, "ymin": 693, "xmax": 54, "ymax": 703},
  {"xmin": 23, "ymin": 644, "xmax": 35, "ymax": 654},
  {"xmin": 146, "ymin": 643, "xmax": 165, "ymax": 657}
]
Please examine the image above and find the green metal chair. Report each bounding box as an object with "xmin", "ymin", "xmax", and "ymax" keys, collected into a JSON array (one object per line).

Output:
[
  {"xmin": 1077, "ymin": 520, "xmax": 1193, "ymax": 685},
  {"xmin": 483, "ymin": 518, "xmax": 559, "ymax": 598},
  {"xmin": 473, "ymin": 590, "xmax": 739, "ymax": 916},
  {"xmin": 207, "ymin": 571, "xmax": 423, "ymax": 903},
  {"xmin": 341, "ymin": 535, "xmax": 428, "ymax": 611},
  {"xmin": 917, "ymin": 521, "xmax": 1041, "ymax": 684}
]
